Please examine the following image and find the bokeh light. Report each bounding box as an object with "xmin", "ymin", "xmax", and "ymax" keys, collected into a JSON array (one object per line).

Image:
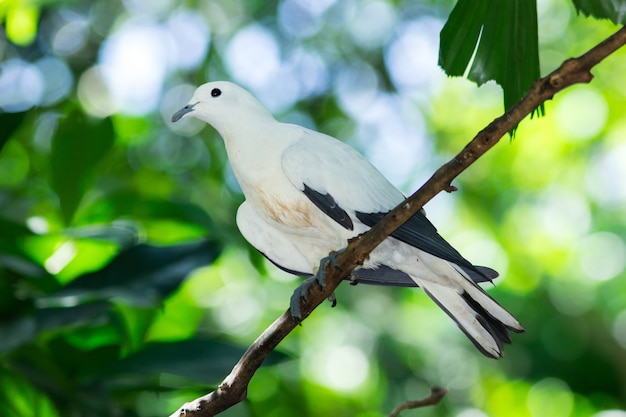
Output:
[
  {"xmin": 555, "ymin": 86, "xmax": 608, "ymax": 141},
  {"xmin": 0, "ymin": 59, "xmax": 44, "ymax": 112}
]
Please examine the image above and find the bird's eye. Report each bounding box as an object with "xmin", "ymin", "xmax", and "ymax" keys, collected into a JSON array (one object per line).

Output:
[{"xmin": 211, "ymin": 88, "xmax": 221, "ymax": 97}]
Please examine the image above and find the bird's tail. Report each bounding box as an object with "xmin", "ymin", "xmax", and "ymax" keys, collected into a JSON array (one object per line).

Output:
[{"xmin": 412, "ymin": 261, "xmax": 524, "ymax": 358}]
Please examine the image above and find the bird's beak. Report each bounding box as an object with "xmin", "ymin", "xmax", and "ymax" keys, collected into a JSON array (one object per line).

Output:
[{"xmin": 171, "ymin": 102, "xmax": 198, "ymax": 122}]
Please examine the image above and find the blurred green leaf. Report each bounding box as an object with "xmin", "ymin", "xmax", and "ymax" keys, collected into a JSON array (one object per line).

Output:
[
  {"xmin": 50, "ymin": 112, "xmax": 115, "ymax": 225},
  {"xmin": 95, "ymin": 191, "xmax": 215, "ymax": 230},
  {"xmin": 571, "ymin": 0, "xmax": 626, "ymax": 24},
  {"xmin": 440, "ymin": 0, "xmax": 543, "ymax": 116},
  {"xmin": 0, "ymin": 112, "xmax": 27, "ymax": 153},
  {"xmin": 0, "ymin": 316, "xmax": 36, "ymax": 353},
  {"xmin": 36, "ymin": 301, "xmax": 112, "ymax": 333},
  {"xmin": 110, "ymin": 338, "xmax": 291, "ymax": 384},
  {"xmin": 0, "ymin": 369, "xmax": 59, "ymax": 417},
  {"xmin": 52, "ymin": 239, "xmax": 222, "ymax": 306}
]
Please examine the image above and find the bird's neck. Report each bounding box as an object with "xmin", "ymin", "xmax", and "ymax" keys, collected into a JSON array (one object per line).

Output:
[{"xmin": 218, "ymin": 118, "xmax": 298, "ymax": 195}]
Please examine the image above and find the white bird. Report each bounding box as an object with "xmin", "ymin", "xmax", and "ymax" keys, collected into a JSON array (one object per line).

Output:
[{"xmin": 172, "ymin": 81, "xmax": 524, "ymax": 358}]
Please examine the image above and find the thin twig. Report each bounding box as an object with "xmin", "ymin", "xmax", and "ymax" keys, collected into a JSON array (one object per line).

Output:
[
  {"xmin": 386, "ymin": 387, "xmax": 448, "ymax": 417},
  {"xmin": 169, "ymin": 25, "xmax": 626, "ymax": 417}
]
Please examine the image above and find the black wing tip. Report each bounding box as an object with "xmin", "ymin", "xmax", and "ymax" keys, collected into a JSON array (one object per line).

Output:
[
  {"xmin": 303, "ymin": 184, "xmax": 354, "ymax": 230},
  {"xmin": 460, "ymin": 290, "xmax": 520, "ymax": 346}
]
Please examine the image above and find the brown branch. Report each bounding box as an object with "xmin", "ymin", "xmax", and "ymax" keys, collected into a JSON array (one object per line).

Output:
[
  {"xmin": 386, "ymin": 387, "xmax": 448, "ymax": 417},
  {"xmin": 169, "ymin": 25, "xmax": 626, "ymax": 417}
]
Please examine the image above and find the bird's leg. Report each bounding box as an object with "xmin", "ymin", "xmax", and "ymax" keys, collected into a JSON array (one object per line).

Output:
[{"xmin": 289, "ymin": 249, "xmax": 345, "ymax": 323}]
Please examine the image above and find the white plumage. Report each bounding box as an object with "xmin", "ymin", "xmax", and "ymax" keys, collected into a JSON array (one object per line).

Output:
[{"xmin": 172, "ymin": 81, "xmax": 524, "ymax": 358}]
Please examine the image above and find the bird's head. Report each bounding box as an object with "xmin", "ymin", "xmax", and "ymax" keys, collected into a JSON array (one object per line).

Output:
[{"xmin": 171, "ymin": 81, "xmax": 273, "ymax": 130}]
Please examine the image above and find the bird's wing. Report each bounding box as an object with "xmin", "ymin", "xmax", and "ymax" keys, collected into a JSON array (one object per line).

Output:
[
  {"xmin": 281, "ymin": 127, "xmax": 495, "ymax": 281},
  {"xmin": 236, "ymin": 201, "xmax": 313, "ymax": 276},
  {"xmin": 281, "ymin": 127, "xmax": 404, "ymax": 219},
  {"xmin": 355, "ymin": 211, "xmax": 498, "ymax": 281}
]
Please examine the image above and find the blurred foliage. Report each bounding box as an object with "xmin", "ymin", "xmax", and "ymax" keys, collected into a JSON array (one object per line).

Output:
[{"xmin": 1, "ymin": 1, "xmax": 626, "ymax": 417}]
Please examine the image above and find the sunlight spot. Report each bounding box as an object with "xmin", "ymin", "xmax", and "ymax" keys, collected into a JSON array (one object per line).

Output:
[
  {"xmin": 36, "ymin": 57, "xmax": 73, "ymax": 106},
  {"xmin": 358, "ymin": 94, "xmax": 429, "ymax": 187},
  {"xmin": 123, "ymin": 0, "xmax": 175, "ymax": 16},
  {"xmin": 214, "ymin": 288, "xmax": 262, "ymax": 333},
  {"xmin": 308, "ymin": 345, "xmax": 370, "ymax": 391},
  {"xmin": 586, "ymin": 143, "xmax": 626, "ymax": 208},
  {"xmin": 77, "ymin": 66, "xmax": 116, "ymax": 117},
  {"xmin": 555, "ymin": 86, "xmax": 608, "ymax": 141},
  {"xmin": 451, "ymin": 230, "xmax": 509, "ymax": 277},
  {"xmin": 385, "ymin": 18, "xmax": 445, "ymax": 99},
  {"xmin": 0, "ymin": 59, "xmax": 44, "ymax": 112},
  {"xmin": 44, "ymin": 241, "xmax": 77, "ymax": 275},
  {"xmin": 167, "ymin": 10, "xmax": 210, "ymax": 70},
  {"xmin": 527, "ymin": 378, "xmax": 573, "ymax": 417},
  {"xmin": 535, "ymin": 186, "xmax": 591, "ymax": 243},
  {"xmin": 26, "ymin": 217, "xmax": 50, "ymax": 234},
  {"xmin": 6, "ymin": 3, "xmax": 39, "ymax": 45},
  {"xmin": 578, "ymin": 232, "xmax": 626, "ymax": 282},
  {"xmin": 278, "ymin": 0, "xmax": 325, "ymax": 38},
  {"xmin": 52, "ymin": 14, "xmax": 90, "ymax": 56},
  {"xmin": 593, "ymin": 411, "xmax": 626, "ymax": 417},
  {"xmin": 335, "ymin": 61, "xmax": 379, "ymax": 117},
  {"xmin": 225, "ymin": 25, "xmax": 281, "ymax": 90},
  {"xmin": 99, "ymin": 19, "xmax": 174, "ymax": 114},
  {"xmin": 348, "ymin": 0, "xmax": 396, "ymax": 49},
  {"xmin": 458, "ymin": 409, "xmax": 489, "ymax": 417}
]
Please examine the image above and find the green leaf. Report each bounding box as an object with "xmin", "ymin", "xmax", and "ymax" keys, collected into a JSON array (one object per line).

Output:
[
  {"xmin": 0, "ymin": 369, "xmax": 60, "ymax": 417},
  {"xmin": 440, "ymin": 0, "xmax": 543, "ymax": 116},
  {"xmin": 109, "ymin": 338, "xmax": 290, "ymax": 384},
  {"xmin": 571, "ymin": 0, "xmax": 626, "ymax": 24},
  {"xmin": 0, "ymin": 112, "xmax": 27, "ymax": 154},
  {"xmin": 36, "ymin": 301, "xmax": 112, "ymax": 332},
  {"xmin": 50, "ymin": 112, "xmax": 115, "ymax": 224},
  {"xmin": 50, "ymin": 239, "xmax": 222, "ymax": 306},
  {"xmin": 0, "ymin": 316, "xmax": 37, "ymax": 353}
]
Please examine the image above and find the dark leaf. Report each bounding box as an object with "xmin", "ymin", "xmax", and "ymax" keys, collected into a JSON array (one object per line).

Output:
[
  {"xmin": 109, "ymin": 338, "xmax": 291, "ymax": 384},
  {"xmin": 36, "ymin": 301, "xmax": 112, "ymax": 332},
  {"xmin": 91, "ymin": 191, "xmax": 215, "ymax": 232},
  {"xmin": 571, "ymin": 0, "xmax": 626, "ymax": 24},
  {"xmin": 440, "ymin": 0, "xmax": 543, "ymax": 116},
  {"xmin": 50, "ymin": 112, "xmax": 115, "ymax": 224},
  {"xmin": 0, "ymin": 112, "xmax": 27, "ymax": 154},
  {"xmin": 51, "ymin": 239, "xmax": 222, "ymax": 306},
  {"xmin": 0, "ymin": 316, "xmax": 37, "ymax": 353}
]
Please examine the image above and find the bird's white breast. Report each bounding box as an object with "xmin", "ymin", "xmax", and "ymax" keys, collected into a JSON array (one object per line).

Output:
[{"xmin": 223, "ymin": 123, "xmax": 344, "ymax": 240}]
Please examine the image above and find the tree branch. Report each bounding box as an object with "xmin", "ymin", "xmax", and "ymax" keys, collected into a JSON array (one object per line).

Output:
[
  {"xmin": 169, "ymin": 25, "xmax": 626, "ymax": 417},
  {"xmin": 386, "ymin": 387, "xmax": 448, "ymax": 417}
]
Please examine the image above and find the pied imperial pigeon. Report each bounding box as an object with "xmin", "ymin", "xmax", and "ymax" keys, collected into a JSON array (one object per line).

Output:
[{"xmin": 172, "ymin": 81, "xmax": 524, "ymax": 358}]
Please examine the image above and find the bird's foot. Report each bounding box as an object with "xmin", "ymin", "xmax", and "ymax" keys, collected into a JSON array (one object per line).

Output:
[
  {"xmin": 348, "ymin": 270, "xmax": 360, "ymax": 286},
  {"xmin": 327, "ymin": 292, "xmax": 337, "ymax": 307},
  {"xmin": 289, "ymin": 249, "xmax": 344, "ymax": 323},
  {"xmin": 289, "ymin": 276, "xmax": 319, "ymax": 324}
]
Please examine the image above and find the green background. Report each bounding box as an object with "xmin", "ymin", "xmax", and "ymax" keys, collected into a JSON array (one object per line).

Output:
[{"xmin": 1, "ymin": 0, "xmax": 626, "ymax": 416}]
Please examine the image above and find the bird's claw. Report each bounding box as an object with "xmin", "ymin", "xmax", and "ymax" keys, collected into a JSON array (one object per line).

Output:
[
  {"xmin": 290, "ymin": 277, "xmax": 317, "ymax": 324},
  {"xmin": 314, "ymin": 248, "xmax": 345, "ymax": 288},
  {"xmin": 289, "ymin": 249, "xmax": 345, "ymax": 323},
  {"xmin": 327, "ymin": 292, "xmax": 337, "ymax": 308}
]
